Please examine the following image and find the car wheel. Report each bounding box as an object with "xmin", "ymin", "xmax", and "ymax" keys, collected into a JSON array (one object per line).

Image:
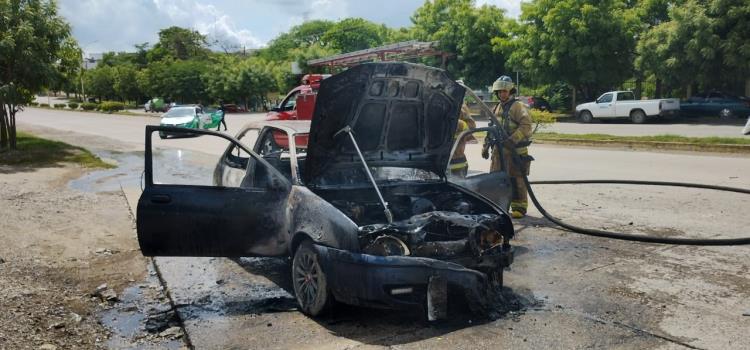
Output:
[
  {"xmin": 719, "ymin": 108, "xmax": 734, "ymax": 119},
  {"xmin": 630, "ymin": 110, "xmax": 647, "ymax": 124},
  {"xmin": 292, "ymin": 240, "xmax": 332, "ymax": 316},
  {"xmin": 579, "ymin": 110, "xmax": 593, "ymax": 123}
]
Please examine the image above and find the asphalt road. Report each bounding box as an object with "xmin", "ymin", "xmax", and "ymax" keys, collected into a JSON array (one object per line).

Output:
[{"xmin": 17, "ymin": 107, "xmax": 750, "ymax": 349}]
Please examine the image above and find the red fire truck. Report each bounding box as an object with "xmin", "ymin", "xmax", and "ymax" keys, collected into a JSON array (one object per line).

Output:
[{"xmin": 265, "ymin": 74, "xmax": 330, "ymax": 121}]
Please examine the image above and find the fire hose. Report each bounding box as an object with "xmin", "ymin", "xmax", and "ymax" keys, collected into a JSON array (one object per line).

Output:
[{"xmin": 459, "ymin": 83, "xmax": 750, "ymax": 246}]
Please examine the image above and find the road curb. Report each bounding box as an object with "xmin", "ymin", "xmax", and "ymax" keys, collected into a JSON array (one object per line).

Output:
[
  {"xmin": 28, "ymin": 106, "xmax": 156, "ymax": 117},
  {"xmin": 535, "ymin": 138, "xmax": 750, "ymax": 154}
]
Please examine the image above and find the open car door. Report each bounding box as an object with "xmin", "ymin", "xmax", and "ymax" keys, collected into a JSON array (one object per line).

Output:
[
  {"xmin": 137, "ymin": 125, "xmax": 291, "ymax": 257},
  {"xmin": 447, "ymin": 127, "xmax": 512, "ymax": 210}
]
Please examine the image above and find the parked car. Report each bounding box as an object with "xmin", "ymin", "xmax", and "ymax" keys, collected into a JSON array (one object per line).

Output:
[
  {"xmin": 145, "ymin": 98, "xmax": 169, "ymax": 113},
  {"xmin": 158, "ymin": 106, "xmax": 223, "ymax": 138},
  {"xmin": 137, "ymin": 62, "xmax": 516, "ymax": 319},
  {"xmin": 575, "ymin": 91, "xmax": 680, "ymax": 123},
  {"xmin": 223, "ymin": 104, "xmax": 247, "ymax": 113},
  {"xmin": 517, "ymin": 95, "xmax": 551, "ymax": 111},
  {"xmin": 680, "ymin": 91, "xmax": 750, "ymax": 119}
]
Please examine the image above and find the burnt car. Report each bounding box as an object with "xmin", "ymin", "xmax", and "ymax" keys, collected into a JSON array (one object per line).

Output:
[{"xmin": 137, "ymin": 62, "xmax": 515, "ymax": 320}]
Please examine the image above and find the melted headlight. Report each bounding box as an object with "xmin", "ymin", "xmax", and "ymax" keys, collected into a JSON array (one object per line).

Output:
[{"xmin": 363, "ymin": 235, "xmax": 410, "ymax": 256}]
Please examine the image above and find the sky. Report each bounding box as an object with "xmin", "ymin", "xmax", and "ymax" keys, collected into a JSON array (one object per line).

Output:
[{"xmin": 58, "ymin": 0, "xmax": 524, "ymax": 54}]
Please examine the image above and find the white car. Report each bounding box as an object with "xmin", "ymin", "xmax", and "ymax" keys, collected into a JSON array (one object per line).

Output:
[{"xmin": 575, "ymin": 91, "xmax": 680, "ymax": 123}]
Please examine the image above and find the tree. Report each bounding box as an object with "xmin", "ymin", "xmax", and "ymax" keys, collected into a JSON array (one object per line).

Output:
[
  {"xmin": 164, "ymin": 60, "xmax": 210, "ymax": 103},
  {"xmin": 204, "ymin": 56, "xmax": 276, "ymax": 110},
  {"xmin": 0, "ymin": 0, "xmax": 73, "ymax": 150},
  {"xmin": 148, "ymin": 26, "xmax": 210, "ymax": 61},
  {"xmin": 636, "ymin": 0, "xmax": 750, "ymax": 97},
  {"xmin": 495, "ymin": 0, "xmax": 640, "ymax": 108},
  {"xmin": 412, "ymin": 0, "xmax": 509, "ymax": 87},
  {"xmin": 49, "ymin": 37, "xmax": 82, "ymax": 98},
  {"xmin": 113, "ymin": 65, "xmax": 141, "ymax": 103},
  {"xmin": 84, "ymin": 66, "xmax": 116, "ymax": 101},
  {"xmin": 137, "ymin": 60, "xmax": 171, "ymax": 99},
  {"xmin": 707, "ymin": 0, "xmax": 750, "ymax": 96},
  {"xmin": 258, "ymin": 20, "xmax": 336, "ymax": 62},
  {"xmin": 322, "ymin": 18, "xmax": 386, "ymax": 53}
]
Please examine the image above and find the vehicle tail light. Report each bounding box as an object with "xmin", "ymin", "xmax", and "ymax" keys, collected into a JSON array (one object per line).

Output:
[{"xmin": 529, "ymin": 97, "xmax": 535, "ymax": 105}]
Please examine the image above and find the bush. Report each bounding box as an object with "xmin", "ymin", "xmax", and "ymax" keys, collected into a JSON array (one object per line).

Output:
[
  {"xmin": 29, "ymin": 102, "xmax": 39, "ymax": 107},
  {"xmin": 98, "ymin": 101, "xmax": 125, "ymax": 113},
  {"xmin": 530, "ymin": 109, "xmax": 558, "ymax": 133},
  {"xmin": 80, "ymin": 102, "xmax": 98, "ymax": 111},
  {"xmin": 53, "ymin": 103, "xmax": 66, "ymax": 109},
  {"xmin": 68, "ymin": 102, "xmax": 79, "ymax": 109},
  {"xmin": 68, "ymin": 98, "xmax": 83, "ymax": 103}
]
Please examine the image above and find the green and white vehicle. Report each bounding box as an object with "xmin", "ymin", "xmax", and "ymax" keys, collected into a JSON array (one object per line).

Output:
[{"xmin": 159, "ymin": 106, "xmax": 224, "ymax": 139}]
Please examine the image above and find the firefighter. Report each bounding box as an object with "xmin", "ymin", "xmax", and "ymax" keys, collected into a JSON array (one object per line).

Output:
[
  {"xmin": 449, "ymin": 101, "xmax": 477, "ymax": 177},
  {"xmin": 483, "ymin": 75, "xmax": 533, "ymax": 219}
]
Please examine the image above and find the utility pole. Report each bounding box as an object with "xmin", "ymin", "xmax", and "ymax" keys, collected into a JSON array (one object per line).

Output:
[
  {"xmin": 80, "ymin": 50, "xmax": 85, "ymax": 100},
  {"xmin": 80, "ymin": 41, "xmax": 98, "ymax": 101}
]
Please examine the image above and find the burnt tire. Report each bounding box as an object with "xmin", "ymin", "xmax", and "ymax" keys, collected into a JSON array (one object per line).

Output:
[
  {"xmin": 292, "ymin": 241, "xmax": 332, "ymax": 316},
  {"xmin": 631, "ymin": 110, "xmax": 647, "ymax": 124},
  {"xmin": 579, "ymin": 110, "xmax": 593, "ymax": 123}
]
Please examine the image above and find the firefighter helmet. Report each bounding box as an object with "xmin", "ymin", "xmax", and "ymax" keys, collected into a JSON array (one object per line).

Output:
[{"xmin": 492, "ymin": 75, "xmax": 515, "ymax": 92}]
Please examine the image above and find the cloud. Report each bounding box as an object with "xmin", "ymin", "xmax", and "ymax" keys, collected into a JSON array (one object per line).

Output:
[
  {"xmin": 59, "ymin": 0, "xmax": 264, "ymax": 53},
  {"xmin": 152, "ymin": 0, "xmax": 264, "ymax": 49},
  {"xmin": 477, "ymin": 0, "xmax": 525, "ymax": 18},
  {"xmin": 58, "ymin": 0, "xmax": 526, "ymax": 53}
]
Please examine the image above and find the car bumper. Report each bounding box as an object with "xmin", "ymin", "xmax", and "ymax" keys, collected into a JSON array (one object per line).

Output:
[
  {"xmin": 313, "ymin": 244, "xmax": 513, "ymax": 313},
  {"xmin": 659, "ymin": 109, "xmax": 679, "ymax": 117},
  {"xmin": 158, "ymin": 124, "xmax": 197, "ymax": 137}
]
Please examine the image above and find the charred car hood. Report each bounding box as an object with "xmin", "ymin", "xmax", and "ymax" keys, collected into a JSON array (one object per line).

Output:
[{"xmin": 304, "ymin": 62, "xmax": 465, "ymax": 184}]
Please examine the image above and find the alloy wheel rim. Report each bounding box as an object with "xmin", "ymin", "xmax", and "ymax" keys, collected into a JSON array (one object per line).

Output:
[{"xmin": 295, "ymin": 251, "xmax": 320, "ymax": 308}]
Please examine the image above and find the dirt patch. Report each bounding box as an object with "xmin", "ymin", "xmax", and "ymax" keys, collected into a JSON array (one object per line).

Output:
[{"xmin": 0, "ymin": 164, "xmax": 179, "ymax": 348}]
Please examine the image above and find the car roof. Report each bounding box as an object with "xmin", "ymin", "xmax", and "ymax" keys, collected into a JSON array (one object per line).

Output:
[{"xmin": 239, "ymin": 120, "xmax": 311, "ymax": 134}]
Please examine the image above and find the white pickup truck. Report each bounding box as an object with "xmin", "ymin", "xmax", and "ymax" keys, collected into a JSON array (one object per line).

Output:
[{"xmin": 575, "ymin": 91, "xmax": 680, "ymax": 123}]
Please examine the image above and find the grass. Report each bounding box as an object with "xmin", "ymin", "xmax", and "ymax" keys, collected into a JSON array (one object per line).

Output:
[
  {"xmin": 533, "ymin": 132, "xmax": 750, "ymax": 145},
  {"xmin": 29, "ymin": 105, "xmax": 148, "ymax": 117},
  {"xmin": 0, "ymin": 132, "xmax": 115, "ymax": 168}
]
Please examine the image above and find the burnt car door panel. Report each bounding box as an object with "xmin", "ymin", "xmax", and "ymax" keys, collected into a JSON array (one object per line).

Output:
[
  {"xmin": 216, "ymin": 128, "xmax": 259, "ymax": 187},
  {"xmin": 447, "ymin": 127, "xmax": 512, "ymax": 210},
  {"xmin": 138, "ymin": 126, "xmax": 291, "ymax": 257}
]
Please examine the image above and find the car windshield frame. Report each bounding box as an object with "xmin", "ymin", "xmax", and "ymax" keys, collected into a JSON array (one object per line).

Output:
[{"xmin": 308, "ymin": 165, "xmax": 442, "ymax": 189}]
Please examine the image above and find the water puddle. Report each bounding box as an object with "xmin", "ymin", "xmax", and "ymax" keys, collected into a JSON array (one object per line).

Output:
[
  {"xmin": 97, "ymin": 264, "xmax": 186, "ymax": 349},
  {"xmin": 69, "ymin": 149, "xmax": 215, "ymax": 193}
]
